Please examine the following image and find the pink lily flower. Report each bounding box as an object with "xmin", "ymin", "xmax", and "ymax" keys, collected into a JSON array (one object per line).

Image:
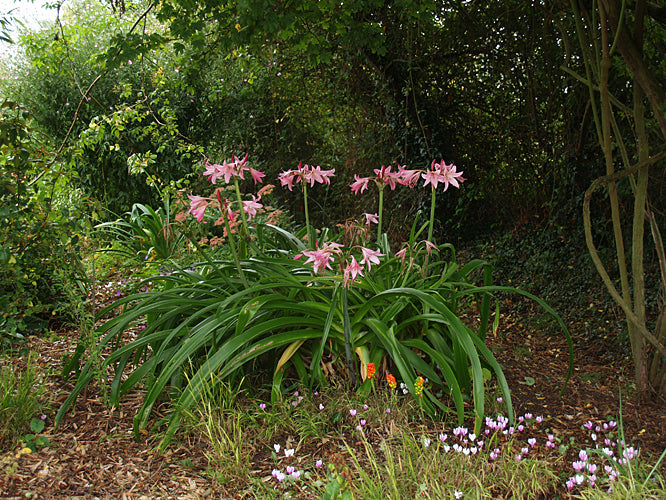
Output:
[
  {"xmin": 242, "ymin": 194, "xmax": 263, "ymax": 219},
  {"xmin": 219, "ymin": 158, "xmax": 244, "ymax": 184},
  {"xmin": 395, "ymin": 247, "xmax": 408, "ymax": 264},
  {"xmin": 436, "ymin": 160, "xmax": 465, "ymax": 191},
  {"xmin": 249, "ymin": 168, "xmax": 265, "ymax": 184},
  {"xmin": 360, "ymin": 247, "xmax": 383, "ymax": 271},
  {"xmin": 373, "ymin": 165, "xmax": 401, "ymax": 190},
  {"xmin": 187, "ymin": 194, "xmax": 209, "ymax": 222},
  {"xmin": 363, "ymin": 213, "xmax": 378, "ymax": 225},
  {"xmin": 422, "ymin": 161, "xmax": 447, "ymax": 189},
  {"xmin": 203, "ymin": 160, "xmax": 224, "ymax": 184},
  {"xmin": 397, "ymin": 165, "xmax": 421, "ymax": 188},
  {"xmin": 301, "ymin": 247, "xmax": 334, "ymax": 274},
  {"xmin": 278, "ymin": 169, "xmax": 297, "ymax": 190},
  {"xmin": 423, "ymin": 240, "xmax": 439, "ymax": 255},
  {"xmin": 343, "ymin": 256, "xmax": 364, "ymax": 287},
  {"xmin": 305, "ymin": 165, "xmax": 335, "ymax": 186},
  {"xmin": 350, "ymin": 175, "xmax": 371, "ymax": 194}
]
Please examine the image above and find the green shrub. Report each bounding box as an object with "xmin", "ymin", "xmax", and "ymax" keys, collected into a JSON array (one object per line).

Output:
[{"xmin": 0, "ymin": 101, "xmax": 87, "ymax": 344}]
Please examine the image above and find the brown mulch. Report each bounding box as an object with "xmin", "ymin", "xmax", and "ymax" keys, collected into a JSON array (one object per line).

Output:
[{"xmin": 1, "ymin": 284, "xmax": 665, "ymax": 499}]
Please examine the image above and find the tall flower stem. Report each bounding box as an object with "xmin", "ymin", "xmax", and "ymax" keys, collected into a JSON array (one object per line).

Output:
[
  {"xmin": 427, "ymin": 185, "xmax": 436, "ymax": 243},
  {"xmin": 234, "ymin": 177, "xmax": 249, "ymax": 230},
  {"xmin": 218, "ymin": 195, "xmax": 249, "ymax": 289},
  {"xmin": 342, "ymin": 287, "xmax": 356, "ymax": 387},
  {"xmin": 303, "ymin": 183, "xmax": 314, "ymax": 247},
  {"xmin": 376, "ymin": 187, "xmax": 384, "ymax": 246}
]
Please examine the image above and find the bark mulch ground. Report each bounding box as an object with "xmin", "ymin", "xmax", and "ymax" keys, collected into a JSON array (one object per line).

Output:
[{"xmin": 1, "ymin": 287, "xmax": 665, "ymax": 499}]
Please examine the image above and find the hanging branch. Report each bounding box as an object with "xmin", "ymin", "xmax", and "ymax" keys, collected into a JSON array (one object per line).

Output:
[{"xmin": 582, "ymin": 151, "xmax": 666, "ymax": 359}]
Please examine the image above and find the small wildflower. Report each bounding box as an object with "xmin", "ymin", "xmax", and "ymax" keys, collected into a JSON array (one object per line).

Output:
[
  {"xmin": 423, "ymin": 437, "xmax": 431, "ymax": 448},
  {"xmin": 286, "ymin": 466, "xmax": 295, "ymax": 474},
  {"xmin": 454, "ymin": 490, "xmax": 463, "ymax": 499},
  {"xmin": 318, "ymin": 403, "xmax": 325, "ymax": 411},
  {"xmin": 528, "ymin": 438, "xmax": 537, "ymax": 447},
  {"xmin": 259, "ymin": 403, "xmax": 266, "ymax": 410},
  {"xmin": 273, "ymin": 444, "xmax": 280, "ymax": 454},
  {"xmin": 623, "ymin": 446, "xmax": 638, "ymax": 461},
  {"xmin": 349, "ymin": 409, "xmax": 357, "ymax": 416},
  {"xmin": 316, "ymin": 459, "xmax": 323, "ymax": 468},
  {"xmin": 360, "ymin": 419, "xmax": 366, "ymax": 426},
  {"xmin": 284, "ymin": 448, "xmax": 295, "ymax": 457}
]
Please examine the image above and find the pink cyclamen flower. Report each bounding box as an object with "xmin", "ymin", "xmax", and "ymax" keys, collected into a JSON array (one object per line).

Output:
[
  {"xmin": 360, "ymin": 247, "xmax": 384, "ymax": 271},
  {"xmin": 350, "ymin": 175, "xmax": 371, "ymax": 194},
  {"xmin": 316, "ymin": 459, "xmax": 323, "ymax": 468},
  {"xmin": 188, "ymin": 195, "xmax": 209, "ymax": 222}
]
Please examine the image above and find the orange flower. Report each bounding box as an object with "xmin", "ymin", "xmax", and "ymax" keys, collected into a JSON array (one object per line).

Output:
[
  {"xmin": 366, "ymin": 362, "xmax": 376, "ymax": 380},
  {"xmin": 386, "ymin": 373, "xmax": 397, "ymax": 389}
]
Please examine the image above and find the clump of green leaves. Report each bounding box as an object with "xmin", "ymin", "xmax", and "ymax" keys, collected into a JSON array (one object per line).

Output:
[{"xmin": 0, "ymin": 352, "xmax": 50, "ymax": 450}]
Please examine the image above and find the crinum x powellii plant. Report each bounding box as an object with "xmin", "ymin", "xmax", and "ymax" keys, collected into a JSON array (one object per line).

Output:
[{"xmin": 56, "ymin": 154, "xmax": 573, "ymax": 447}]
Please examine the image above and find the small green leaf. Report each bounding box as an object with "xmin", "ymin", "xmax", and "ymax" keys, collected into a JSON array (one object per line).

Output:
[
  {"xmin": 30, "ymin": 418, "xmax": 45, "ymax": 433},
  {"xmin": 524, "ymin": 376, "xmax": 536, "ymax": 386}
]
